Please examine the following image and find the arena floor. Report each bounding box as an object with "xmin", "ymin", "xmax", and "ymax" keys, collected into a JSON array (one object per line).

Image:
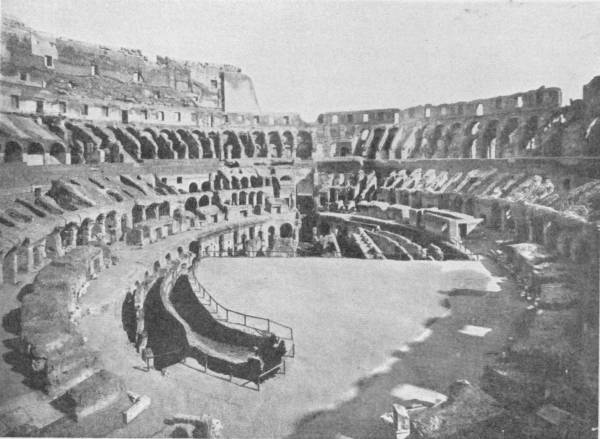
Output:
[{"xmin": 1, "ymin": 232, "xmax": 523, "ymax": 438}]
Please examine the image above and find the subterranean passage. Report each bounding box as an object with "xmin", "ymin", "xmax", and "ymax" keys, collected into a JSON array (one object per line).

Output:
[{"xmin": 141, "ymin": 273, "xmax": 286, "ymax": 382}]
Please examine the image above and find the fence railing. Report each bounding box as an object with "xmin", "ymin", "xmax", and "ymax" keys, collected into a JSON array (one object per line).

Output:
[{"xmin": 187, "ymin": 269, "xmax": 295, "ymax": 358}]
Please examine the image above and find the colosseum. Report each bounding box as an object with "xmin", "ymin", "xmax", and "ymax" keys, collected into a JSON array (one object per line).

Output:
[{"xmin": 0, "ymin": 5, "xmax": 598, "ymax": 439}]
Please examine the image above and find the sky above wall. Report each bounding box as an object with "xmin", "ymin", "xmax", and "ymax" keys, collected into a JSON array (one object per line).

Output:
[{"xmin": 2, "ymin": 0, "xmax": 600, "ymax": 121}]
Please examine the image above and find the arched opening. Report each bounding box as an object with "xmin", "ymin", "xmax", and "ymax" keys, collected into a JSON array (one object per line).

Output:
[
  {"xmin": 529, "ymin": 216, "xmax": 544, "ymax": 244},
  {"xmin": 145, "ymin": 204, "xmax": 158, "ymax": 220},
  {"xmin": 462, "ymin": 121, "xmax": 480, "ymax": 158},
  {"xmin": 77, "ymin": 219, "xmax": 93, "ymax": 245},
  {"xmin": 231, "ymin": 176, "xmax": 240, "ymax": 190},
  {"xmin": 248, "ymin": 192, "xmax": 255, "ymax": 205},
  {"xmin": 222, "ymin": 131, "xmax": 241, "ymax": 159},
  {"xmin": 214, "ymin": 173, "xmax": 230, "ymax": 191},
  {"xmin": 50, "ymin": 142, "xmax": 67, "ymax": 164},
  {"xmin": 252, "ymin": 131, "xmax": 268, "ymax": 157},
  {"xmin": 282, "ymin": 131, "xmax": 294, "ymax": 158},
  {"xmin": 481, "ymin": 120, "xmax": 499, "ymax": 158},
  {"xmin": 231, "ymin": 192, "xmax": 238, "ymax": 205},
  {"xmin": 268, "ymin": 226, "xmax": 275, "ymax": 249},
  {"xmin": 240, "ymin": 177, "xmax": 249, "ymax": 189},
  {"xmin": 159, "ymin": 201, "xmax": 170, "ymax": 217},
  {"xmin": 199, "ymin": 195, "xmax": 210, "ymax": 207},
  {"xmin": 522, "ymin": 116, "xmax": 539, "ymax": 153},
  {"xmin": 194, "ymin": 132, "xmax": 213, "ymax": 159},
  {"xmin": 27, "ymin": 142, "xmax": 44, "ymax": 155},
  {"xmin": 280, "ymin": 223, "xmax": 293, "ymax": 238},
  {"xmin": 353, "ymin": 129, "xmax": 370, "ymax": 156},
  {"xmin": 239, "ymin": 191, "xmax": 247, "ymax": 205},
  {"xmin": 70, "ymin": 142, "xmax": 84, "ymax": 164},
  {"xmin": 201, "ymin": 181, "xmax": 211, "ymax": 191},
  {"xmin": 430, "ymin": 125, "xmax": 445, "ymax": 157},
  {"xmin": 268, "ymin": 132, "xmax": 283, "ymax": 158},
  {"xmin": 189, "ymin": 240, "xmax": 200, "ymax": 256},
  {"xmin": 452, "ymin": 196, "xmax": 463, "ymax": 213},
  {"xmin": 105, "ymin": 211, "xmax": 119, "ymax": 241},
  {"xmin": 257, "ymin": 191, "xmax": 264, "ymax": 205},
  {"xmin": 366, "ymin": 127, "xmax": 386, "ymax": 159},
  {"xmin": 238, "ymin": 132, "xmax": 255, "ymax": 158},
  {"xmin": 464, "ymin": 198, "xmax": 475, "ymax": 216},
  {"xmin": 296, "ymin": 131, "xmax": 313, "ymax": 159},
  {"xmin": 189, "ymin": 182, "xmax": 199, "ymax": 193},
  {"xmin": 498, "ymin": 118, "xmax": 520, "ymax": 154},
  {"xmin": 271, "ymin": 177, "xmax": 281, "ymax": 198},
  {"xmin": 4, "ymin": 141, "xmax": 23, "ymax": 163},
  {"xmin": 185, "ymin": 197, "xmax": 198, "ymax": 212},
  {"xmin": 132, "ymin": 205, "xmax": 145, "ymax": 224}
]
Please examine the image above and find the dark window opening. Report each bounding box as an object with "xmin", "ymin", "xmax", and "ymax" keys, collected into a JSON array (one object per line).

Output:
[
  {"xmin": 176, "ymin": 112, "xmax": 181, "ymax": 122},
  {"xmin": 121, "ymin": 110, "xmax": 129, "ymax": 123},
  {"xmin": 19, "ymin": 72, "xmax": 27, "ymax": 81},
  {"xmin": 36, "ymin": 100, "xmax": 44, "ymax": 114},
  {"xmin": 45, "ymin": 55, "xmax": 53, "ymax": 67},
  {"xmin": 82, "ymin": 104, "xmax": 89, "ymax": 115},
  {"xmin": 10, "ymin": 95, "xmax": 19, "ymax": 109},
  {"xmin": 347, "ymin": 114, "xmax": 354, "ymax": 123},
  {"xmin": 284, "ymin": 116, "xmax": 290, "ymax": 125},
  {"xmin": 102, "ymin": 106, "xmax": 109, "ymax": 117},
  {"xmin": 59, "ymin": 101, "xmax": 67, "ymax": 113},
  {"xmin": 176, "ymin": 177, "xmax": 183, "ymax": 184},
  {"xmin": 141, "ymin": 109, "xmax": 148, "ymax": 120}
]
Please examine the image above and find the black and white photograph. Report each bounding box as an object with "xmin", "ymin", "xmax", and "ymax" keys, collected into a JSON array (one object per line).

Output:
[{"xmin": 0, "ymin": 0, "xmax": 598, "ymax": 437}]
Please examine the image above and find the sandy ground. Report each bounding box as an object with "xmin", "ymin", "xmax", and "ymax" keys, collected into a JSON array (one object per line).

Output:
[{"xmin": 1, "ymin": 229, "xmax": 525, "ymax": 438}]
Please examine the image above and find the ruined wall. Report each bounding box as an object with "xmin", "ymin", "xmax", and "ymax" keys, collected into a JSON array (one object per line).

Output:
[
  {"xmin": 314, "ymin": 83, "xmax": 600, "ymax": 159},
  {"xmin": 0, "ymin": 16, "xmax": 267, "ymax": 125}
]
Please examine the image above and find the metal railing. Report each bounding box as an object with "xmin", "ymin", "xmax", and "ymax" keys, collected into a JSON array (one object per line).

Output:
[{"xmin": 187, "ymin": 269, "xmax": 295, "ymax": 358}]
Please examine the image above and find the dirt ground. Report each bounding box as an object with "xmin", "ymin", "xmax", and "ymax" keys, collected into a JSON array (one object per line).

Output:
[{"xmin": 1, "ymin": 230, "xmax": 525, "ymax": 438}]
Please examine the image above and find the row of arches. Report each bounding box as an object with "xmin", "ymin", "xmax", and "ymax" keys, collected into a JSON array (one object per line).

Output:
[
  {"xmin": 2, "ymin": 141, "xmax": 69, "ymax": 164},
  {"xmin": 43, "ymin": 118, "xmax": 314, "ymax": 163},
  {"xmin": 183, "ymin": 190, "xmax": 267, "ymax": 212},
  {"xmin": 187, "ymin": 175, "xmax": 280, "ymax": 196},
  {"xmin": 349, "ymin": 114, "xmax": 568, "ymax": 160}
]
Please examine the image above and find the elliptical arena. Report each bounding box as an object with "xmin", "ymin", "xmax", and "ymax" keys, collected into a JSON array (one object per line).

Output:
[{"xmin": 0, "ymin": 16, "xmax": 598, "ymax": 439}]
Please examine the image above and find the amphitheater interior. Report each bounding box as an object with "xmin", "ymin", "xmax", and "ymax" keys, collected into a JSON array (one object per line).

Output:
[{"xmin": 0, "ymin": 15, "xmax": 598, "ymax": 439}]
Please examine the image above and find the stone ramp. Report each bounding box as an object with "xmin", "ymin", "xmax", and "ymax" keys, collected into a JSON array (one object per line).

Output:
[{"xmin": 159, "ymin": 268, "xmax": 253, "ymax": 366}]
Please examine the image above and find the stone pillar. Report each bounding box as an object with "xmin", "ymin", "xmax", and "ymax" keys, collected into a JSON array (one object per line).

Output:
[
  {"xmin": 526, "ymin": 214, "xmax": 535, "ymax": 242},
  {"xmin": 122, "ymin": 214, "xmax": 133, "ymax": 236},
  {"xmin": 26, "ymin": 245, "xmax": 34, "ymax": 273},
  {"xmin": 46, "ymin": 231, "xmax": 64, "ymax": 258},
  {"xmin": 94, "ymin": 220, "xmax": 106, "ymax": 243},
  {"xmin": 112, "ymin": 218, "xmax": 122, "ymax": 244},
  {"xmin": 4, "ymin": 250, "xmax": 18, "ymax": 284},
  {"xmin": 499, "ymin": 207, "xmax": 506, "ymax": 232},
  {"xmin": 79, "ymin": 224, "xmax": 92, "ymax": 245},
  {"xmin": 66, "ymin": 226, "xmax": 77, "ymax": 248}
]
